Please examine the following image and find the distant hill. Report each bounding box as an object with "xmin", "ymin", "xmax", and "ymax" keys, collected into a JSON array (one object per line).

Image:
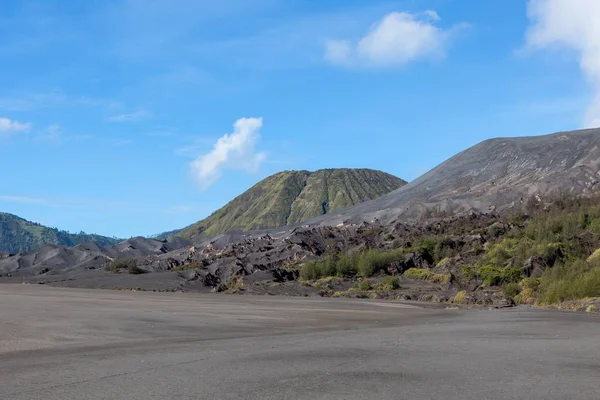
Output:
[
  {"xmin": 173, "ymin": 168, "xmax": 406, "ymax": 241},
  {"xmin": 0, "ymin": 212, "xmax": 120, "ymax": 254}
]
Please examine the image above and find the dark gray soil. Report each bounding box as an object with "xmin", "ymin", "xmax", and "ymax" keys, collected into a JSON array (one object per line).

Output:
[{"xmin": 1, "ymin": 285, "xmax": 599, "ymax": 400}]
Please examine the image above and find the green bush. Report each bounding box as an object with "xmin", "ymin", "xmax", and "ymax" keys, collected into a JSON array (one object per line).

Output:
[
  {"xmin": 404, "ymin": 268, "xmax": 450, "ymax": 284},
  {"xmin": 381, "ymin": 276, "xmax": 400, "ymax": 290},
  {"xmin": 478, "ymin": 265, "xmax": 522, "ymax": 286},
  {"xmin": 356, "ymin": 279, "xmax": 372, "ymax": 291},
  {"xmin": 503, "ymin": 282, "xmax": 521, "ymax": 297},
  {"xmin": 356, "ymin": 249, "xmax": 406, "ymax": 277},
  {"xmin": 299, "ymin": 249, "xmax": 408, "ymax": 280},
  {"xmin": 538, "ymin": 259, "xmax": 600, "ymax": 304}
]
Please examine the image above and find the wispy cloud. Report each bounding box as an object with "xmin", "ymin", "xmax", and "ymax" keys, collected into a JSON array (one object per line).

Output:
[
  {"xmin": 525, "ymin": 0, "xmax": 600, "ymax": 128},
  {"xmin": 0, "ymin": 117, "xmax": 31, "ymax": 136},
  {"xmin": 325, "ymin": 11, "xmax": 466, "ymax": 68},
  {"xmin": 107, "ymin": 110, "xmax": 154, "ymax": 123},
  {"xmin": 175, "ymin": 137, "xmax": 219, "ymax": 157},
  {"xmin": 190, "ymin": 117, "xmax": 266, "ymax": 188}
]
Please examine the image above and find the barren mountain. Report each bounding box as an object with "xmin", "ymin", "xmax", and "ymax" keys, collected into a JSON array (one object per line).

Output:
[{"xmin": 309, "ymin": 128, "xmax": 600, "ymax": 227}]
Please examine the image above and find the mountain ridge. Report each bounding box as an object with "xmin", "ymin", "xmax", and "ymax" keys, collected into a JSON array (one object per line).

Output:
[
  {"xmin": 174, "ymin": 168, "xmax": 406, "ymax": 240},
  {"xmin": 306, "ymin": 128, "xmax": 600, "ymax": 227},
  {"xmin": 0, "ymin": 212, "xmax": 120, "ymax": 254}
]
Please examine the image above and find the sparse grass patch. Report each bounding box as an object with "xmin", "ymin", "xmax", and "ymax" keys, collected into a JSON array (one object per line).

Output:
[
  {"xmin": 586, "ymin": 305, "xmax": 598, "ymax": 313},
  {"xmin": 436, "ymin": 257, "xmax": 450, "ymax": 268},
  {"xmin": 451, "ymin": 290, "xmax": 468, "ymax": 304},
  {"xmin": 514, "ymin": 288, "xmax": 536, "ymax": 305},
  {"xmin": 403, "ymin": 268, "xmax": 450, "ymax": 284}
]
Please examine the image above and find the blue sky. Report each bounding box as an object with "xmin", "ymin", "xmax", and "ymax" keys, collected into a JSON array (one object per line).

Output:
[{"xmin": 0, "ymin": 0, "xmax": 598, "ymax": 238}]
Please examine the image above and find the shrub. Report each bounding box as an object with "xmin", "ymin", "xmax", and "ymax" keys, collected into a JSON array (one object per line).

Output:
[
  {"xmin": 381, "ymin": 276, "xmax": 400, "ymax": 290},
  {"xmin": 300, "ymin": 261, "xmax": 323, "ymax": 281},
  {"xmin": 514, "ymin": 287, "xmax": 536, "ymax": 305},
  {"xmin": 478, "ymin": 265, "xmax": 522, "ymax": 286},
  {"xmin": 356, "ymin": 249, "xmax": 406, "ymax": 277},
  {"xmin": 503, "ymin": 282, "xmax": 521, "ymax": 297},
  {"xmin": 299, "ymin": 249, "xmax": 408, "ymax": 280},
  {"xmin": 586, "ymin": 305, "xmax": 598, "ymax": 313},
  {"xmin": 106, "ymin": 258, "xmax": 138, "ymax": 273},
  {"xmin": 356, "ymin": 279, "xmax": 372, "ymax": 291},
  {"xmin": 127, "ymin": 264, "xmax": 146, "ymax": 275},
  {"xmin": 538, "ymin": 260, "xmax": 600, "ymax": 304},
  {"xmin": 404, "ymin": 268, "xmax": 450, "ymax": 285},
  {"xmin": 451, "ymin": 290, "xmax": 468, "ymax": 304}
]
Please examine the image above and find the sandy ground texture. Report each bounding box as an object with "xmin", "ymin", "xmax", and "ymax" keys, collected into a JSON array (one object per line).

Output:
[{"xmin": 1, "ymin": 285, "xmax": 599, "ymax": 400}]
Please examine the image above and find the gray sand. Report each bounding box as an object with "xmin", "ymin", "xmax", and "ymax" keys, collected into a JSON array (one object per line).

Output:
[{"xmin": 1, "ymin": 285, "xmax": 599, "ymax": 399}]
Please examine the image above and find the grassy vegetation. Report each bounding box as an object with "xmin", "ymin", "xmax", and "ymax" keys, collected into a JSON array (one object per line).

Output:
[
  {"xmin": 453, "ymin": 198, "xmax": 600, "ymax": 304},
  {"xmin": 0, "ymin": 212, "xmax": 119, "ymax": 253},
  {"xmin": 177, "ymin": 169, "xmax": 406, "ymax": 240},
  {"xmin": 296, "ymin": 195, "xmax": 600, "ymax": 306},
  {"xmin": 381, "ymin": 276, "xmax": 401, "ymax": 290},
  {"xmin": 537, "ymin": 259, "xmax": 600, "ymax": 304},
  {"xmin": 106, "ymin": 258, "xmax": 144, "ymax": 274},
  {"xmin": 355, "ymin": 279, "xmax": 372, "ymax": 291},
  {"xmin": 404, "ymin": 268, "xmax": 450, "ymax": 284},
  {"xmin": 299, "ymin": 249, "xmax": 407, "ymax": 280},
  {"xmin": 451, "ymin": 290, "xmax": 468, "ymax": 304}
]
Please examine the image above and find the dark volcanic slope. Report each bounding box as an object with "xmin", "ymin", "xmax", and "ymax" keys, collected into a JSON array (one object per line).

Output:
[
  {"xmin": 310, "ymin": 128, "xmax": 600, "ymax": 227},
  {"xmin": 0, "ymin": 212, "xmax": 120, "ymax": 253},
  {"xmin": 0, "ymin": 237, "xmax": 190, "ymax": 278},
  {"xmin": 176, "ymin": 168, "xmax": 406, "ymax": 240}
]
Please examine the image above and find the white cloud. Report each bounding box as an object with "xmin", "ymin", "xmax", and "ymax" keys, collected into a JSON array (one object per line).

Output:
[
  {"xmin": 0, "ymin": 117, "xmax": 31, "ymax": 133},
  {"xmin": 190, "ymin": 117, "xmax": 266, "ymax": 188},
  {"xmin": 325, "ymin": 11, "xmax": 461, "ymax": 68},
  {"xmin": 107, "ymin": 110, "xmax": 153, "ymax": 123},
  {"xmin": 525, "ymin": 0, "xmax": 600, "ymax": 128}
]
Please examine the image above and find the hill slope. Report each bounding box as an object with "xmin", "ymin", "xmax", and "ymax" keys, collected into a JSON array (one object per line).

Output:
[
  {"xmin": 311, "ymin": 128, "xmax": 600, "ymax": 227},
  {"xmin": 177, "ymin": 168, "xmax": 406, "ymax": 240},
  {"xmin": 0, "ymin": 213, "xmax": 120, "ymax": 253}
]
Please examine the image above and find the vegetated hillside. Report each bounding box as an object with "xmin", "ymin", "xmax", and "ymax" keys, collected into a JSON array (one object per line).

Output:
[
  {"xmin": 312, "ymin": 128, "xmax": 600, "ymax": 227},
  {"xmin": 176, "ymin": 168, "xmax": 406, "ymax": 241},
  {"xmin": 0, "ymin": 212, "xmax": 120, "ymax": 253},
  {"xmin": 5, "ymin": 129, "xmax": 600, "ymax": 309}
]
